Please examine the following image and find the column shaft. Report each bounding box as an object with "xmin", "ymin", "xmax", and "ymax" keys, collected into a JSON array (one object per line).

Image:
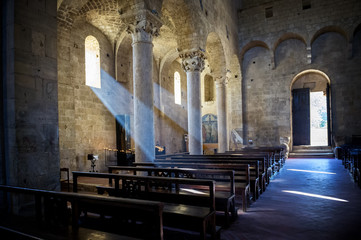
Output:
[
  {"xmin": 133, "ymin": 41, "xmax": 154, "ymax": 163},
  {"xmin": 186, "ymin": 71, "xmax": 203, "ymax": 155},
  {"xmin": 216, "ymin": 80, "xmax": 227, "ymax": 153}
]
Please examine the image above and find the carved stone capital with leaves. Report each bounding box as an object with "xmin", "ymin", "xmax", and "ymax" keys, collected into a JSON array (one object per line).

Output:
[
  {"xmin": 179, "ymin": 50, "xmax": 206, "ymax": 72},
  {"xmin": 215, "ymin": 76, "xmax": 228, "ymax": 87},
  {"xmin": 121, "ymin": 9, "xmax": 162, "ymax": 43}
]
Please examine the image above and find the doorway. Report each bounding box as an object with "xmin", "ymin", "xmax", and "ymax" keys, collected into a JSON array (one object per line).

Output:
[
  {"xmin": 291, "ymin": 70, "xmax": 331, "ymax": 147},
  {"xmin": 310, "ymin": 91, "xmax": 328, "ymax": 146}
]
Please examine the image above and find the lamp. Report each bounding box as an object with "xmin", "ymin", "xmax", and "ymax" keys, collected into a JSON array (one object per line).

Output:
[{"xmin": 87, "ymin": 154, "xmax": 98, "ymax": 172}]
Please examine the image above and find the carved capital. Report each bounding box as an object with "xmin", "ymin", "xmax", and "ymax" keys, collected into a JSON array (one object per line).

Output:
[
  {"xmin": 120, "ymin": 9, "xmax": 162, "ymax": 43},
  {"xmin": 215, "ymin": 76, "xmax": 228, "ymax": 87},
  {"xmin": 179, "ymin": 50, "xmax": 206, "ymax": 72}
]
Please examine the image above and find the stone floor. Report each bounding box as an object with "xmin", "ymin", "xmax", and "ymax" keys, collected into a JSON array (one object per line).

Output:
[
  {"xmin": 222, "ymin": 158, "xmax": 361, "ymax": 240},
  {"xmin": 4, "ymin": 158, "xmax": 361, "ymax": 240}
]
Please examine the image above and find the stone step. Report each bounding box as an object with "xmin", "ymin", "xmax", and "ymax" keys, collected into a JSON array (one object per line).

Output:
[
  {"xmin": 289, "ymin": 152, "xmax": 335, "ymax": 158},
  {"xmin": 291, "ymin": 149, "xmax": 333, "ymax": 153},
  {"xmin": 292, "ymin": 145, "xmax": 332, "ymax": 150}
]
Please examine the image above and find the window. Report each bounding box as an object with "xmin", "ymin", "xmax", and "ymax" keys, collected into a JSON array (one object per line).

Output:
[
  {"xmin": 204, "ymin": 75, "xmax": 214, "ymax": 102},
  {"xmin": 265, "ymin": 7, "xmax": 273, "ymax": 18},
  {"xmin": 85, "ymin": 35, "xmax": 101, "ymax": 88},
  {"xmin": 302, "ymin": 0, "xmax": 311, "ymax": 10},
  {"xmin": 174, "ymin": 71, "xmax": 181, "ymax": 105}
]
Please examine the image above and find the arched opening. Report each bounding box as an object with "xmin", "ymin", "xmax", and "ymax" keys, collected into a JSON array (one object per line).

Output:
[
  {"xmin": 174, "ymin": 71, "xmax": 181, "ymax": 105},
  {"xmin": 204, "ymin": 74, "xmax": 214, "ymax": 102},
  {"xmin": 85, "ymin": 35, "xmax": 101, "ymax": 88},
  {"xmin": 291, "ymin": 70, "xmax": 331, "ymax": 147}
]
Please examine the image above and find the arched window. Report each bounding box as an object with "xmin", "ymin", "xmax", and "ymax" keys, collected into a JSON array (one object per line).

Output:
[
  {"xmin": 85, "ymin": 35, "xmax": 101, "ymax": 88},
  {"xmin": 204, "ymin": 74, "xmax": 214, "ymax": 102},
  {"xmin": 174, "ymin": 71, "xmax": 181, "ymax": 105}
]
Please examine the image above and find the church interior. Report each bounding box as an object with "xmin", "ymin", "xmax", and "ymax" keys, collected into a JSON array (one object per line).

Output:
[{"xmin": 1, "ymin": 0, "xmax": 361, "ymax": 239}]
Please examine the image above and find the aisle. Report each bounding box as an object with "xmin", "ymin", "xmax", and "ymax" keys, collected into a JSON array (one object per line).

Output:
[{"xmin": 222, "ymin": 158, "xmax": 361, "ymax": 240}]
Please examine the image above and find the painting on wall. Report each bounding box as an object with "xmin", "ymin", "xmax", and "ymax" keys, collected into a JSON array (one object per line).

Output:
[{"xmin": 202, "ymin": 114, "xmax": 218, "ymax": 143}]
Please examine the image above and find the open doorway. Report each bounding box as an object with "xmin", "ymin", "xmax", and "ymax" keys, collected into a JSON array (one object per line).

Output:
[
  {"xmin": 310, "ymin": 91, "xmax": 328, "ymax": 146},
  {"xmin": 291, "ymin": 70, "xmax": 331, "ymax": 147}
]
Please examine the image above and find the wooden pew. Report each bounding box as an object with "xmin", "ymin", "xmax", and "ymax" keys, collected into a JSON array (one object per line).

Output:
[
  {"xmin": 0, "ymin": 185, "xmax": 164, "ymax": 240},
  {"xmin": 145, "ymin": 162, "xmax": 251, "ymax": 212},
  {"xmin": 156, "ymin": 156, "xmax": 262, "ymax": 199},
  {"xmin": 107, "ymin": 166, "xmax": 237, "ymax": 226},
  {"xmin": 226, "ymin": 146, "xmax": 286, "ymax": 173},
  {"xmin": 72, "ymin": 172, "xmax": 219, "ymax": 240}
]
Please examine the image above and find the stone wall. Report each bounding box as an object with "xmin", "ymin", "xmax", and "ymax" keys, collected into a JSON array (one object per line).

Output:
[
  {"xmin": 157, "ymin": 61, "xmax": 188, "ymax": 154},
  {"xmin": 239, "ymin": 0, "xmax": 361, "ymax": 147},
  {"xmin": 3, "ymin": 0, "xmax": 59, "ymax": 189},
  {"xmin": 58, "ymin": 19, "xmax": 116, "ymax": 173}
]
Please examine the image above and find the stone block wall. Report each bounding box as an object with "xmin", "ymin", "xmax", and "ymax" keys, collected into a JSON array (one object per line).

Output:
[
  {"xmin": 2, "ymin": 0, "xmax": 59, "ymax": 189},
  {"xmin": 239, "ymin": 0, "xmax": 361, "ymax": 147},
  {"xmin": 157, "ymin": 61, "xmax": 188, "ymax": 154},
  {"xmin": 58, "ymin": 20, "xmax": 116, "ymax": 173}
]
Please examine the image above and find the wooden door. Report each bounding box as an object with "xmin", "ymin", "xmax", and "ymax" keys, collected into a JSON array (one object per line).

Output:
[
  {"xmin": 292, "ymin": 88, "xmax": 310, "ymax": 145},
  {"xmin": 326, "ymin": 84, "xmax": 331, "ymax": 146}
]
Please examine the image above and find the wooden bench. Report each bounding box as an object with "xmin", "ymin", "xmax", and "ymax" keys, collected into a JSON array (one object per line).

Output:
[
  {"xmin": 72, "ymin": 171, "xmax": 219, "ymax": 240},
  {"xmin": 226, "ymin": 146, "xmax": 286, "ymax": 173},
  {"xmin": 0, "ymin": 185, "xmax": 164, "ymax": 240},
  {"xmin": 146, "ymin": 162, "xmax": 251, "ymax": 212},
  {"xmin": 107, "ymin": 166, "xmax": 237, "ymax": 226},
  {"xmin": 155, "ymin": 157, "xmax": 261, "ymax": 200},
  {"xmin": 169, "ymin": 154, "xmax": 269, "ymax": 188}
]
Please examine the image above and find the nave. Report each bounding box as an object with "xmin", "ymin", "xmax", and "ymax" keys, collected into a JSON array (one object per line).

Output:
[
  {"xmin": 3, "ymin": 157, "xmax": 360, "ymax": 240},
  {"xmin": 222, "ymin": 158, "xmax": 361, "ymax": 240}
]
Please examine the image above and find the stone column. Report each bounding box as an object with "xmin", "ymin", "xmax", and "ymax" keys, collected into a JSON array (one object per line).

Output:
[
  {"xmin": 180, "ymin": 50, "xmax": 205, "ymax": 155},
  {"xmin": 122, "ymin": 10, "xmax": 161, "ymax": 163},
  {"xmin": 216, "ymin": 77, "xmax": 228, "ymax": 153}
]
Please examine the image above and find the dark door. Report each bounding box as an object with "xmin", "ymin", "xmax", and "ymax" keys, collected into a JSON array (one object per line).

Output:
[
  {"xmin": 326, "ymin": 84, "xmax": 331, "ymax": 146},
  {"xmin": 115, "ymin": 115, "xmax": 131, "ymax": 165},
  {"xmin": 292, "ymin": 88, "xmax": 310, "ymax": 145}
]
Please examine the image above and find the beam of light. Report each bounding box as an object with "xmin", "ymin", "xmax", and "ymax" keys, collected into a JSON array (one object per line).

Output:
[
  {"xmin": 282, "ymin": 190, "xmax": 349, "ymax": 202},
  {"xmin": 287, "ymin": 169, "xmax": 336, "ymax": 174},
  {"xmin": 91, "ymin": 69, "xmax": 157, "ymax": 162},
  {"xmin": 154, "ymin": 82, "xmax": 203, "ymax": 144},
  {"xmin": 153, "ymin": 82, "xmax": 188, "ymax": 131},
  {"xmin": 180, "ymin": 188, "xmax": 207, "ymax": 195}
]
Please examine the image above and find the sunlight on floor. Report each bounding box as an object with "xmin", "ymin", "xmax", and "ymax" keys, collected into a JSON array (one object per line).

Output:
[
  {"xmin": 287, "ymin": 169, "xmax": 336, "ymax": 174},
  {"xmin": 282, "ymin": 190, "xmax": 348, "ymax": 202}
]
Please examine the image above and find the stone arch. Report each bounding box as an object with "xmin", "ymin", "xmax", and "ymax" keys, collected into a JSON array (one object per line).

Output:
[
  {"xmin": 273, "ymin": 32, "xmax": 307, "ymax": 52},
  {"xmin": 161, "ymin": 0, "xmax": 205, "ymax": 50},
  {"xmin": 205, "ymin": 32, "xmax": 227, "ymax": 78},
  {"xmin": 311, "ymin": 26, "xmax": 348, "ymax": 63},
  {"xmin": 310, "ymin": 25, "xmax": 348, "ymax": 45},
  {"xmin": 115, "ymin": 34, "xmax": 133, "ymax": 84},
  {"xmin": 240, "ymin": 41, "xmax": 269, "ymax": 59},
  {"xmin": 274, "ymin": 33, "xmax": 308, "ymax": 68},
  {"xmin": 290, "ymin": 69, "xmax": 332, "ymax": 147},
  {"xmin": 290, "ymin": 69, "xmax": 331, "ymax": 89},
  {"xmin": 240, "ymin": 41, "xmax": 270, "ymax": 71}
]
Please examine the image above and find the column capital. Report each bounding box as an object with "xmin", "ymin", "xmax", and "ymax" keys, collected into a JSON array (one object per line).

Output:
[
  {"xmin": 120, "ymin": 9, "xmax": 162, "ymax": 43},
  {"xmin": 215, "ymin": 76, "xmax": 228, "ymax": 87},
  {"xmin": 179, "ymin": 49, "xmax": 206, "ymax": 72}
]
